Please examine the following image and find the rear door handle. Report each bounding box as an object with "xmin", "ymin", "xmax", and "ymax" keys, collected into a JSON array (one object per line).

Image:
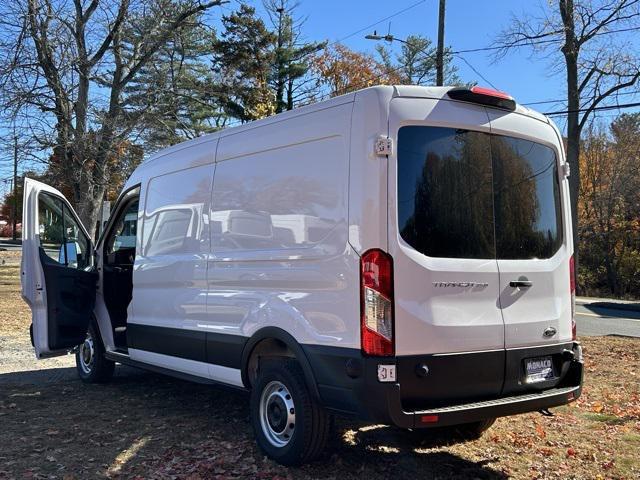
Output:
[{"xmin": 510, "ymin": 280, "xmax": 532, "ymax": 288}]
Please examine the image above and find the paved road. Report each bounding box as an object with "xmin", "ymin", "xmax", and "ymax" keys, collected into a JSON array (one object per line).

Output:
[
  {"xmin": 0, "ymin": 240, "xmax": 21, "ymax": 252},
  {"xmin": 576, "ymin": 302, "xmax": 640, "ymax": 337}
]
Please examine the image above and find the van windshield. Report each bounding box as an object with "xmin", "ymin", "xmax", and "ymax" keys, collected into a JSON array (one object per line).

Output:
[{"xmin": 397, "ymin": 126, "xmax": 563, "ymax": 260}]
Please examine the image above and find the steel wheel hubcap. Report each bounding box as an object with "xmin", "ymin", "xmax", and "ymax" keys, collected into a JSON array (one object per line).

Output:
[
  {"xmin": 259, "ymin": 381, "xmax": 295, "ymax": 447},
  {"xmin": 79, "ymin": 333, "xmax": 95, "ymax": 374}
]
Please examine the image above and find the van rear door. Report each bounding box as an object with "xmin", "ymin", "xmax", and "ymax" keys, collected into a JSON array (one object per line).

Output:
[
  {"xmin": 388, "ymin": 97, "xmax": 506, "ymax": 405},
  {"xmin": 488, "ymin": 112, "xmax": 573, "ymax": 349},
  {"xmin": 21, "ymin": 178, "xmax": 97, "ymax": 358}
]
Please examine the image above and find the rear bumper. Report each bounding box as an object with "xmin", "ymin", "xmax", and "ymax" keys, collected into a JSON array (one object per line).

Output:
[
  {"xmin": 385, "ymin": 384, "xmax": 581, "ymax": 428},
  {"xmin": 303, "ymin": 342, "xmax": 583, "ymax": 429}
]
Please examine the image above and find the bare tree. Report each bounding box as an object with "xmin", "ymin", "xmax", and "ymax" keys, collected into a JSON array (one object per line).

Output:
[
  {"xmin": 494, "ymin": 0, "xmax": 640, "ymax": 285},
  {"xmin": 0, "ymin": 0, "xmax": 225, "ymax": 237}
]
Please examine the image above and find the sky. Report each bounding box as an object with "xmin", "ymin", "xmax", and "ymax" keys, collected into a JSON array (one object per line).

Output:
[
  {"xmin": 288, "ymin": 0, "xmax": 565, "ymax": 103},
  {"xmin": 1, "ymin": 0, "xmax": 639, "ymax": 196}
]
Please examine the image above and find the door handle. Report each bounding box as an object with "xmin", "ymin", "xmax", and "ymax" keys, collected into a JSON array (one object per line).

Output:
[{"xmin": 510, "ymin": 280, "xmax": 532, "ymax": 288}]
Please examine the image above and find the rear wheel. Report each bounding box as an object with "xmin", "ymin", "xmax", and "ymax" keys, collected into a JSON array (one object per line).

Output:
[
  {"xmin": 75, "ymin": 322, "xmax": 115, "ymax": 383},
  {"xmin": 250, "ymin": 358, "xmax": 330, "ymax": 465}
]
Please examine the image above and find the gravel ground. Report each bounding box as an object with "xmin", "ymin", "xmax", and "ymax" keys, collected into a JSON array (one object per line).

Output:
[{"xmin": 1, "ymin": 251, "xmax": 639, "ymax": 479}]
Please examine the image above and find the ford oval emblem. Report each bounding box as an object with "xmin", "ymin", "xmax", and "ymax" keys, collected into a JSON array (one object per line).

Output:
[{"xmin": 543, "ymin": 327, "xmax": 557, "ymax": 338}]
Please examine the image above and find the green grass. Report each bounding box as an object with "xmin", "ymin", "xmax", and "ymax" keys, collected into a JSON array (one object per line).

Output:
[
  {"xmin": 621, "ymin": 433, "xmax": 640, "ymax": 443},
  {"xmin": 582, "ymin": 412, "xmax": 625, "ymax": 424}
]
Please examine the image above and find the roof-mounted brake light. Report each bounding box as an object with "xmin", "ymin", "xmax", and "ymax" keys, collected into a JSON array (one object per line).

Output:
[{"xmin": 447, "ymin": 86, "xmax": 516, "ymax": 111}]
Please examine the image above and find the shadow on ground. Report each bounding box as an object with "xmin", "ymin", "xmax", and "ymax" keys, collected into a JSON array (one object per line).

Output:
[
  {"xmin": 583, "ymin": 303, "xmax": 640, "ymax": 318},
  {"xmin": 0, "ymin": 365, "xmax": 507, "ymax": 479}
]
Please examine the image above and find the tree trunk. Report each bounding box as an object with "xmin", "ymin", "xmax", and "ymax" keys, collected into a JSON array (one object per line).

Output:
[
  {"xmin": 566, "ymin": 111, "xmax": 581, "ymax": 273},
  {"xmin": 603, "ymin": 253, "xmax": 619, "ymax": 296},
  {"xmin": 286, "ymin": 76, "xmax": 294, "ymax": 110},
  {"xmin": 76, "ymin": 175, "xmax": 105, "ymax": 241},
  {"xmin": 560, "ymin": 0, "xmax": 582, "ymax": 293}
]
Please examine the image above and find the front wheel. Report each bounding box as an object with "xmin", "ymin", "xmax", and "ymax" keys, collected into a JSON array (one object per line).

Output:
[
  {"xmin": 250, "ymin": 359, "xmax": 330, "ymax": 466},
  {"xmin": 75, "ymin": 322, "xmax": 115, "ymax": 383}
]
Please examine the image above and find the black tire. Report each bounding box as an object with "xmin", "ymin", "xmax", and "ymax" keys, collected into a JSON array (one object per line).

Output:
[
  {"xmin": 75, "ymin": 322, "xmax": 115, "ymax": 383},
  {"xmin": 250, "ymin": 358, "xmax": 330, "ymax": 466}
]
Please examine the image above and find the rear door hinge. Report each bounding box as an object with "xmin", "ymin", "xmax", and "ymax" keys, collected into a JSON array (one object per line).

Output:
[{"xmin": 375, "ymin": 135, "xmax": 393, "ymax": 156}]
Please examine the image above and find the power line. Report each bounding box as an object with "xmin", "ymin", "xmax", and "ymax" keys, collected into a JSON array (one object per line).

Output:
[
  {"xmin": 544, "ymin": 101, "xmax": 640, "ymax": 116},
  {"xmin": 453, "ymin": 25, "xmax": 640, "ymax": 55},
  {"xmin": 451, "ymin": 53, "xmax": 496, "ymax": 89},
  {"xmin": 522, "ymin": 90, "xmax": 639, "ymax": 106},
  {"xmin": 331, "ymin": 0, "xmax": 427, "ymax": 46}
]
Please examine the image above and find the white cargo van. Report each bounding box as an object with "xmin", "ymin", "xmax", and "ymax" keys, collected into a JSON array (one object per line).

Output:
[{"xmin": 21, "ymin": 85, "xmax": 583, "ymax": 465}]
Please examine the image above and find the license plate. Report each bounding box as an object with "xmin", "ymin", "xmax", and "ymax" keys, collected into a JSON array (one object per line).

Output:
[
  {"xmin": 525, "ymin": 356, "xmax": 555, "ymax": 383},
  {"xmin": 377, "ymin": 364, "xmax": 397, "ymax": 383}
]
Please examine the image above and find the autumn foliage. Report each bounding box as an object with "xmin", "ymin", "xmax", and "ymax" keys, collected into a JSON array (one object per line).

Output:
[
  {"xmin": 578, "ymin": 113, "xmax": 640, "ymax": 297},
  {"xmin": 309, "ymin": 44, "xmax": 401, "ymax": 99}
]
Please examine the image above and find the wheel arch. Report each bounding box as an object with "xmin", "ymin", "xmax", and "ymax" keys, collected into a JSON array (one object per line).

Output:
[{"xmin": 241, "ymin": 327, "xmax": 321, "ymax": 401}]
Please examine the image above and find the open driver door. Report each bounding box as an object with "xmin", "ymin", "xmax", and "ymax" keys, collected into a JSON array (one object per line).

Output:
[{"xmin": 21, "ymin": 178, "xmax": 97, "ymax": 358}]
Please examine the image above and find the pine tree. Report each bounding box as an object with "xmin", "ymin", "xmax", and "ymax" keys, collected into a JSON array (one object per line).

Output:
[
  {"xmin": 211, "ymin": 4, "xmax": 277, "ymax": 122},
  {"xmin": 264, "ymin": 0, "xmax": 326, "ymax": 112},
  {"xmin": 376, "ymin": 35, "xmax": 461, "ymax": 86},
  {"xmin": 124, "ymin": 9, "xmax": 225, "ymax": 150}
]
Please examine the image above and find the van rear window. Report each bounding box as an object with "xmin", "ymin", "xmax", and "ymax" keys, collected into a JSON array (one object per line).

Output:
[{"xmin": 397, "ymin": 126, "xmax": 563, "ymax": 260}]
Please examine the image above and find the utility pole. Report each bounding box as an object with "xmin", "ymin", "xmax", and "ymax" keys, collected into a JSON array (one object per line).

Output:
[
  {"xmin": 436, "ymin": 0, "xmax": 446, "ymax": 86},
  {"xmin": 12, "ymin": 135, "xmax": 18, "ymax": 241}
]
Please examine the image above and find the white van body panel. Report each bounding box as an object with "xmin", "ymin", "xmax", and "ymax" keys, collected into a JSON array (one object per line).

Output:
[
  {"xmin": 127, "ymin": 143, "xmax": 216, "ymax": 372},
  {"xmin": 387, "ymin": 96, "xmax": 505, "ymax": 355},
  {"xmin": 348, "ymin": 87, "xmax": 394, "ymax": 254},
  {"xmin": 487, "ymin": 110, "xmax": 573, "ymax": 348},
  {"xmin": 208, "ymin": 101, "xmax": 359, "ymax": 348},
  {"xmin": 129, "ymin": 348, "xmax": 243, "ymax": 386}
]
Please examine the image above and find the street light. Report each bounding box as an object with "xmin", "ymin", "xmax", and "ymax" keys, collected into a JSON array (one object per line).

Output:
[
  {"xmin": 365, "ymin": 32, "xmax": 417, "ymax": 46},
  {"xmin": 365, "ymin": 32, "xmax": 444, "ymax": 86},
  {"xmin": 364, "ymin": 33, "xmax": 396, "ymax": 43}
]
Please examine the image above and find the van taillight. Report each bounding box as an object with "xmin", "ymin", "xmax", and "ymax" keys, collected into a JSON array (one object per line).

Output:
[
  {"xmin": 447, "ymin": 86, "xmax": 517, "ymax": 111},
  {"xmin": 360, "ymin": 249, "xmax": 394, "ymax": 356},
  {"xmin": 570, "ymin": 255, "xmax": 576, "ymax": 340}
]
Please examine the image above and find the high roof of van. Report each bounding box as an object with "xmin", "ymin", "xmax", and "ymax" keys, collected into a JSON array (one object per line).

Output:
[{"xmin": 135, "ymin": 84, "xmax": 551, "ymax": 169}]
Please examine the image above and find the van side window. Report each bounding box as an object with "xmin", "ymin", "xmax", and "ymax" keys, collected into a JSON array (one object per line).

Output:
[
  {"xmin": 397, "ymin": 127, "xmax": 495, "ymax": 259},
  {"xmin": 38, "ymin": 192, "xmax": 91, "ymax": 269}
]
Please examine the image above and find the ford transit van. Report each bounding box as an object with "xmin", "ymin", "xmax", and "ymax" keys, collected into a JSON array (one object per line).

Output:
[{"xmin": 21, "ymin": 85, "xmax": 583, "ymax": 465}]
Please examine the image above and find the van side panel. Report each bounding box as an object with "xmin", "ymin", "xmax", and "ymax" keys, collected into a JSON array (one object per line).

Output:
[
  {"xmin": 128, "ymin": 144, "xmax": 215, "ymax": 375},
  {"xmin": 207, "ymin": 103, "xmax": 361, "ymax": 350},
  {"xmin": 348, "ymin": 87, "xmax": 394, "ymax": 254}
]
